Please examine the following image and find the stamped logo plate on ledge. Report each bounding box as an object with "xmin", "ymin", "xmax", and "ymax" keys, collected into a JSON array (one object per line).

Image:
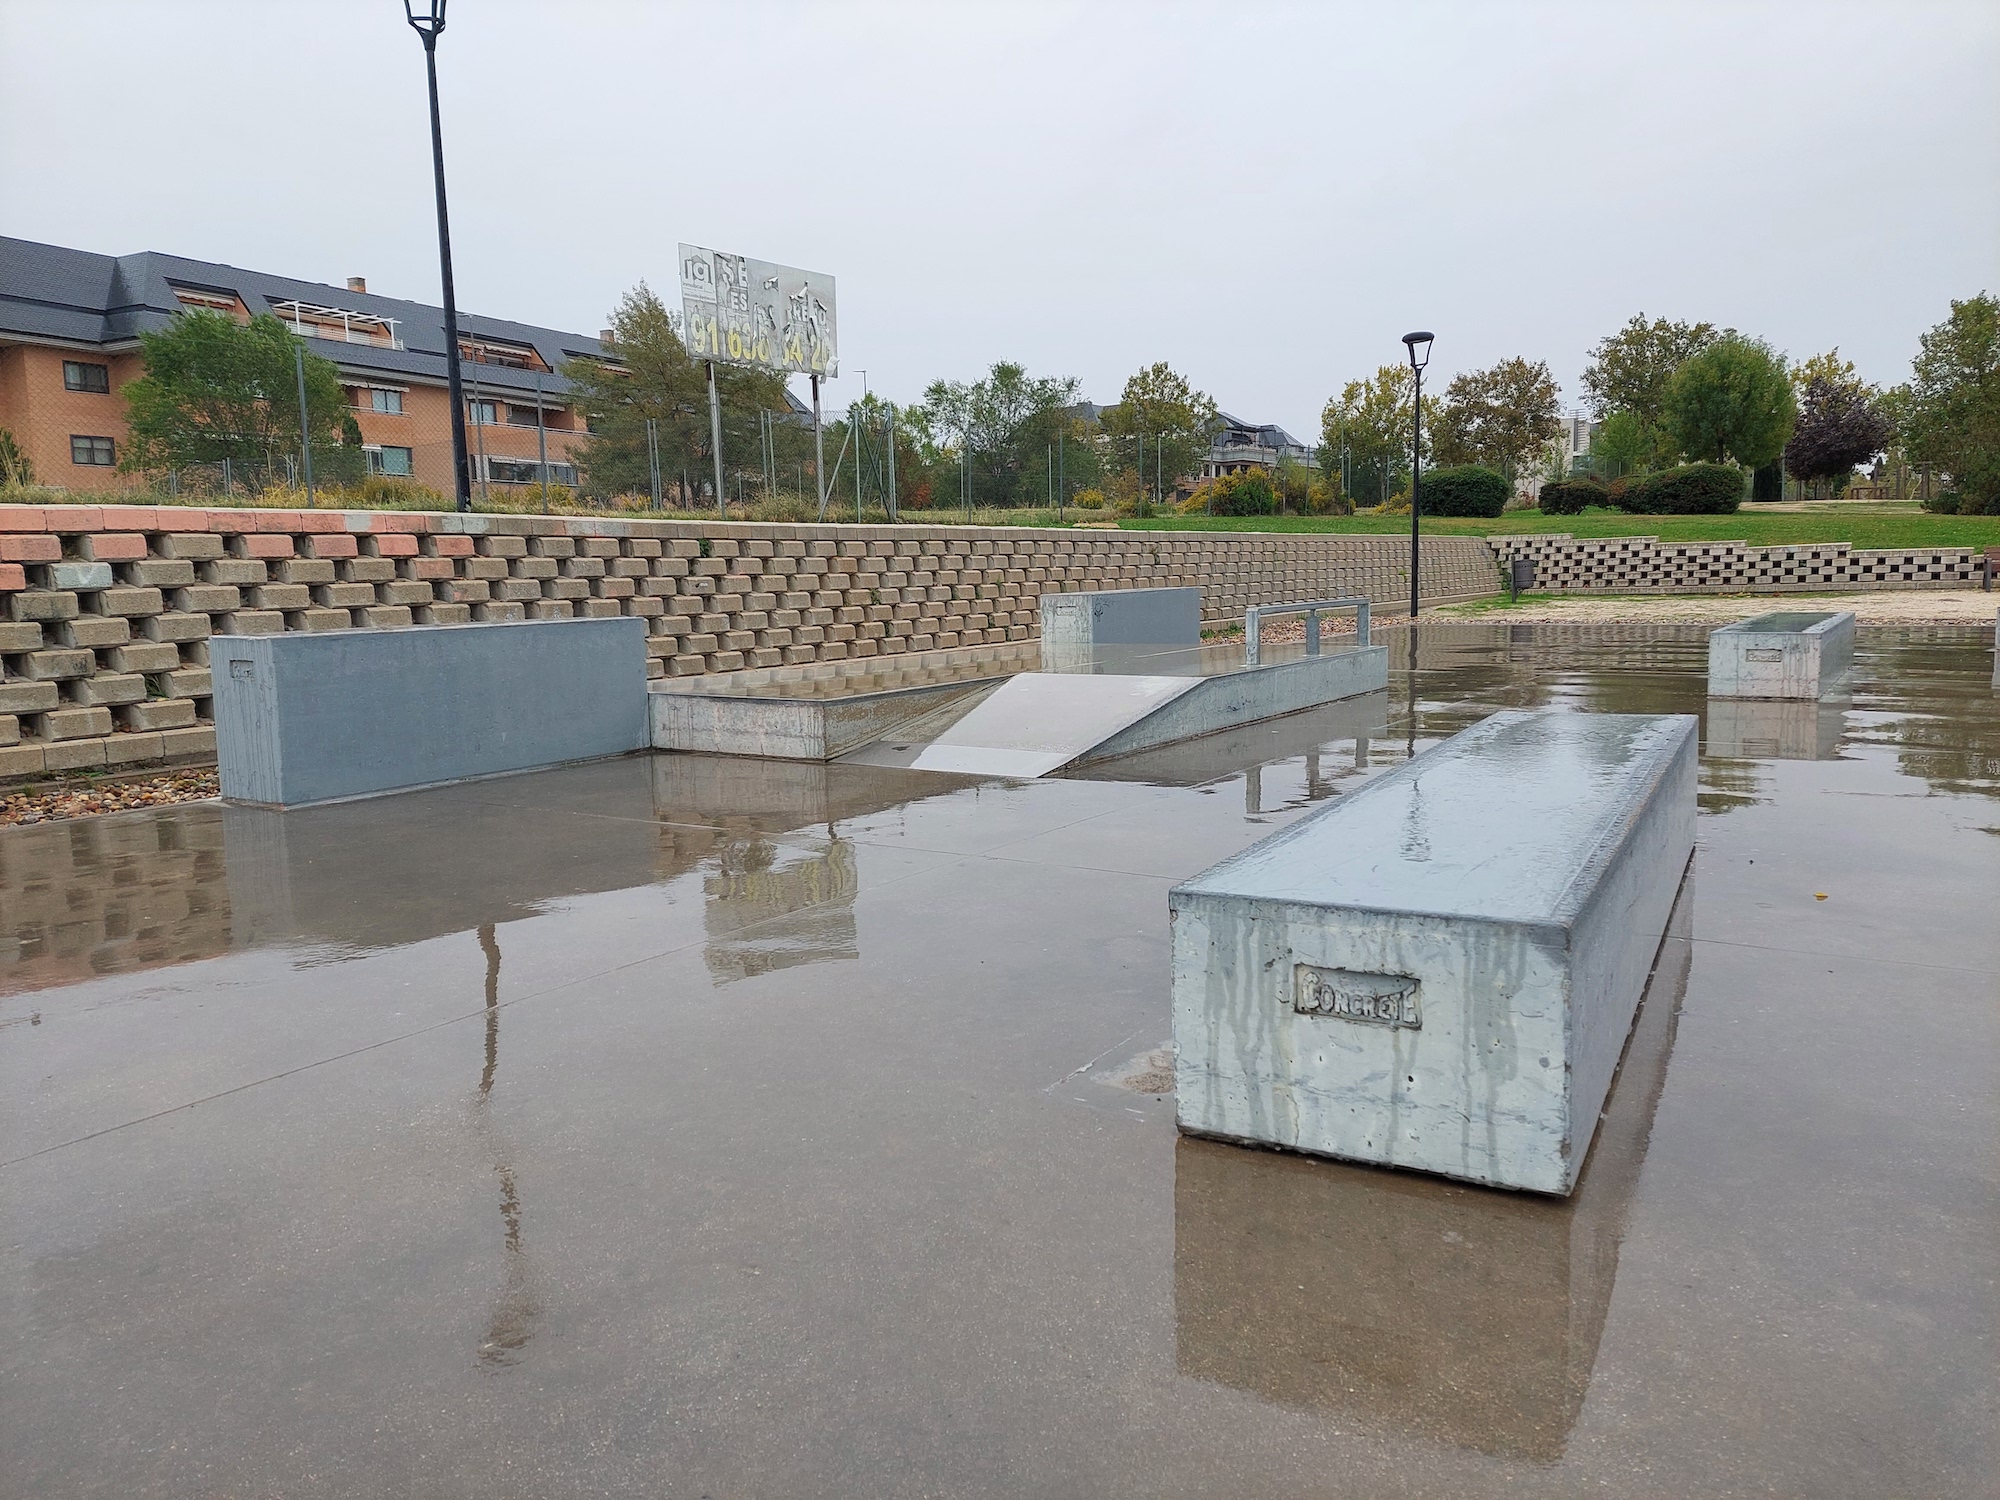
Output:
[{"xmin": 1294, "ymin": 965, "xmax": 1422, "ymax": 1029}]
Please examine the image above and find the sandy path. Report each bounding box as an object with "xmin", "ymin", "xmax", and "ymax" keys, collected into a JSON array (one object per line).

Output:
[{"xmin": 1434, "ymin": 591, "xmax": 1999, "ymax": 625}]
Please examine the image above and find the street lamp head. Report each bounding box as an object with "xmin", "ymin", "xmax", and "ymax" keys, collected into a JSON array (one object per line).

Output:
[
  {"xmin": 404, "ymin": 0, "xmax": 446, "ymax": 39},
  {"xmin": 1402, "ymin": 331, "xmax": 1434, "ymax": 372}
]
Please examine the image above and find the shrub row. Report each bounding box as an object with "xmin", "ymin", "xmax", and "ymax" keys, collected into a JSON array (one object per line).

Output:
[
  {"xmin": 1535, "ymin": 463, "xmax": 1745, "ymax": 516},
  {"xmin": 1419, "ymin": 465, "xmax": 1511, "ymax": 518}
]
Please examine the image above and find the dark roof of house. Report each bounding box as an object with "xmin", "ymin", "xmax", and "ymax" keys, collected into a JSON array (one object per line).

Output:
[
  {"xmin": 0, "ymin": 235, "xmax": 610, "ymax": 401},
  {"xmin": 1213, "ymin": 411, "xmax": 1311, "ymax": 452}
]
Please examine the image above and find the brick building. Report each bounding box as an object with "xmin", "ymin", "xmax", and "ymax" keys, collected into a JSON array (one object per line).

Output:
[{"xmin": 0, "ymin": 235, "xmax": 604, "ymax": 496}]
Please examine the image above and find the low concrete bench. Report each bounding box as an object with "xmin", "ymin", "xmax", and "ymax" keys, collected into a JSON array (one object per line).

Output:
[
  {"xmin": 1171, "ymin": 708, "xmax": 1696, "ymax": 1195},
  {"xmin": 1040, "ymin": 587, "xmax": 1199, "ymax": 671},
  {"xmin": 213, "ymin": 617, "xmax": 648, "ymax": 807},
  {"xmin": 1707, "ymin": 610, "xmax": 1854, "ymax": 699}
]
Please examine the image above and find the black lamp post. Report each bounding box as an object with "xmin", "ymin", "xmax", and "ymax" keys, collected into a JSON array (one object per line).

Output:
[
  {"xmin": 1401, "ymin": 330, "xmax": 1434, "ymax": 619},
  {"xmin": 406, "ymin": 0, "xmax": 471, "ymax": 511}
]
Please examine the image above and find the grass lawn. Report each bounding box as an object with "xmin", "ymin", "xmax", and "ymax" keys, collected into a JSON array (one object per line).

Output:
[{"xmin": 1117, "ymin": 504, "xmax": 2000, "ymax": 551}]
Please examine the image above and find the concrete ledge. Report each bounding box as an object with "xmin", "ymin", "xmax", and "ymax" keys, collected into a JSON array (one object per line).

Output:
[
  {"xmin": 213, "ymin": 617, "xmax": 648, "ymax": 807},
  {"xmin": 1170, "ymin": 708, "xmax": 1697, "ymax": 1195},
  {"xmin": 1075, "ymin": 647, "xmax": 1389, "ymax": 767},
  {"xmin": 1707, "ymin": 610, "xmax": 1854, "ymax": 699},
  {"xmin": 649, "ymin": 678, "xmax": 997, "ymax": 761}
]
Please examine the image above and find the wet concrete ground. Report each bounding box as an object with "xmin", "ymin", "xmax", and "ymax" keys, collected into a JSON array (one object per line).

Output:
[{"xmin": 2, "ymin": 623, "xmax": 1995, "ymax": 1499}]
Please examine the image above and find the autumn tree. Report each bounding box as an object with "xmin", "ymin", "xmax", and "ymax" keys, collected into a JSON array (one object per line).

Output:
[
  {"xmin": 1428, "ymin": 356, "xmax": 1562, "ymax": 481},
  {"xmin": 1098, "ymin": 362, "xmax": 1220, "ymax": 497},
  {"xmin": 1781, "ymin": 349, "xmax": 1892, "ymax": 498},
  {"xmin": 562, "ymin": 283, "xmax": 792, "ymax": 502},
  {"xmin": 1661, "ymin": 335, "xmax": 1796, "ymax": 467},
  {"xmin": 1320, "ymin": 364, "xmax": 1416, "ymax": 503},
  {"xmin": 122, "ymin": 310, "xmax": 361, "ymax": 479}
]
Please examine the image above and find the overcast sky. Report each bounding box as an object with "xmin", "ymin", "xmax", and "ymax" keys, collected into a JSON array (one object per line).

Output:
[{"xmin": 3, "ymin": 1, "xmax": 1995, "ymax": 434}]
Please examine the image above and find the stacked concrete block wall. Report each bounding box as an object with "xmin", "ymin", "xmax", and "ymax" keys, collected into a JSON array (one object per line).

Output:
[
  {"xmin": 1487, "ymin": 533, "xmax": 1981, "ymax": 593},
  {"xmin": 0, "ymin": 504, "xmax": 1497, "ymax": 778}
]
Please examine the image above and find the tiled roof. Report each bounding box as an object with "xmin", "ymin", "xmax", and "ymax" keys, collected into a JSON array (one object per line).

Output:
[{"xmin": 0, "ymin": 235, "xmax": 608, "ymax": 401}]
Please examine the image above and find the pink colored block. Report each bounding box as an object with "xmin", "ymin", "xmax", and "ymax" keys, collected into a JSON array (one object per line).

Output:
[
  {"xmin": 370, "ymin": 513, "xmax": 431, "ymax": 533},
  {"xmin": 79, "ymin": 533, "xmax": 149, "ymax": 561},
  {"xmin": 294, "ymin": 511, "xmax": 345, "ymax": 533},
  {"xmin": 303, "ymin": 533, "xmax": 359, "ymax": 559},
  {"xmin": 46, "ymin": 507, "xmax": 103, "ymax": 530},
  {"xmin": 425, "ymin": 535, "xmax": 475, "ymax": 557},
  {"xmin": 0, "ymin": 536, "xmax": 61, "ymax": 562},
  {"xmin": 0, "ymin": 563, "xmax": 25, "ymax": 592},
  {"xmin": 403, "ymin": 557, "xmax": 455, "ymax": 580},
  {"xmin": 98, "ymin": 506, "xmax": 159, "ymax": 530},
  {"xmin": 207, "ymin": 511, "xmax": 256, "ymax": 533},
  {"xmin": 254, "ymin": 510, "xmax": 304, "ymax": 532},
  {"xmin": 364, "ymin": 534, "xmax": 420, "ymax": 558},
  {"xmin": 230, "ymin": 534, "xmax": 296, "ymax": 559},
  {"xmin": 0, "ymin": 507, "xmax": 50, "ymax": 531}
]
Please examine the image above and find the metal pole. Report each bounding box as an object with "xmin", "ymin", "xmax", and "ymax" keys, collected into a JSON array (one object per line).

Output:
[
  {"xmin": 811, "ymin": 373, "xmax": 826, "ymax": 519},
  {"xmin": 854, "ymin": 404, "xmax": 863, "ymax": 522},
  {"xmin": 1057, "ymin": 429, "xmax": 1064, "ymax": 521},
  {"xmin": 886, "ymin": 408, "xmax": 897, "ymax": 521},
  {"xmin": 535, "ymin": 371, "xmax": 548, "ymax": 513},
  {"xmin": 1409, "ymin": 365, "xmax": 1423, "ymax": 620},
  {"xmin": 706, "ymin": 359, "xmax": 724, "ymax": 513},
  {"xmin": 418, "ymin": 30, "xmax": 472, "ymax": 512},
  {"xmin": 292, "ymin": 341, "xmax": 315, "ymax": 509},
  {"xmin": 1156, "ymin": 432, "xmax": 1163, "ymax": 508},
  {"xmin": 469, "ymin": 364, "xmax": 488, "ymax": 507}
]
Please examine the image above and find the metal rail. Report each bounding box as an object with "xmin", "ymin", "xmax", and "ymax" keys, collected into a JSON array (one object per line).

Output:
[{"xmin": 1244, "ymin": 597, "xmax": 1371, "ymax": 666}]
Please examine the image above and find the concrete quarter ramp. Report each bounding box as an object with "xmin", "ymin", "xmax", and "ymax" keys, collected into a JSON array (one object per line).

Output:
[
  {"xmin": 901, "ymin": 673, "xmax": 1199, "ymax": 777},
  {"xmin": 849, "ymin": 646, "xmax": 1390, "ymax": 778}
]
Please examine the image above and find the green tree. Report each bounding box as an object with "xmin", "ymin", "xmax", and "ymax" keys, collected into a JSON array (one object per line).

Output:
[
  {"xmin": 1320, "ymin": 364, "xmax": 1416, "ymax": 503},
  {"xmin": 1428, "ymin": 356, "xmax": 1562, "ymax": 481},
  {"xmin": 562, "ymin": 283, "xmax": 793, "ymax": 502},
  {"xmin": 1580, "ymin": 314, "xmax": 1721, "ymax": 424},
  {"xmin": 916, "ymin": 361, "xmax": 1079, "ymax": 507},
  {"xmin": 1661, "ymin": 334, "xmax": 1796, "ymax": 467},
  {"xmin": 121, "ymin": 310, "xmax": 361, "ymax": 478},
  {"xmin": 1901, "ymin": 292, "xmax": 2000, "ymax": 507},
  {"xmin": 1589, "ymin": 408, "xmax": 1678, "ymax": 477},
  {"xmin": 1098, "ymin": 362, "xmax": 1220, "ymax": 498}
]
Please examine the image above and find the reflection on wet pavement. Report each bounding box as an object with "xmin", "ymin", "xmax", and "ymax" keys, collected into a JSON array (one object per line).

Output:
[
  {"xmin": 1175, "ymin": 873, "xmax": 1691, "ymax": 1462},
  {"xmin": 1, "ymin": 623, "xmax": 1994, "ymax": 1499}
]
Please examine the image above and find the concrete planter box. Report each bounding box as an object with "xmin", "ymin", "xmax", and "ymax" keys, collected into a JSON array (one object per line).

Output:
[
  {"xmin": 213, "ymin": 617, "xmax": 648, "ymax": 807},
  {"xmin": 1039, "ymin": 586, "xmax": 1200, "ymax": 664},
  {"xmin": 1171, "ymin": 708, "xmax": 1697, "ymax": 1195},
  {"xmin": 1707, "ymin": 610, "xmax": 1854, "ymax": 699}
]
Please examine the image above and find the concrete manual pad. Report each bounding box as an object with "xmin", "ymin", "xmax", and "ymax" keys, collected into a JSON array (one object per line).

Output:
[
  {"xmin": 213, "ymin": 617, "xmax": 649, "ymax": 807},
  {"xmin": 1171, "ymin": 708, "xmax": 1697, "ymax": 1194},
  {"xmin": 1707, "ymin": 609, "xmax": 1855, "ymax": 699}
]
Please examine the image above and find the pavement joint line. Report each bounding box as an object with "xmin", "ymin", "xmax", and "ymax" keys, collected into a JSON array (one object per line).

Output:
[{"xmin": 1690, "ymin": 935, "xmax": 1991, "ymax": 975}]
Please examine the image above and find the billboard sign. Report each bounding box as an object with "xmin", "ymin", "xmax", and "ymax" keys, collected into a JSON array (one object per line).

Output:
[{"xmin": 678, "ymin": 244, "xmax": 838, "ymax": 378}]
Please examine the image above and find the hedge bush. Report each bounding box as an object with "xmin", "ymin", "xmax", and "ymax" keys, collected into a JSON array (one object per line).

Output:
[
  {"xmin": 1618, "ymin": 462, "xmax": 1745, "ymax": 515},
  {"xmin": 1419, "ymin": 465, "xmax": 1510, "ymax": 518},
  {"xmin": 1206, "ymin": 468, "xmax": 1280, "ymax": 516},
  {"xmin": 1536, "ymin": 477, "xmax": 1607, "ymax": 515}
]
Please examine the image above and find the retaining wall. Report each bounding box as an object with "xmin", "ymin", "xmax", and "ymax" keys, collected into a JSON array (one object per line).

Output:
[
  {"xmin": 1488, "ymin": 532, "xmax": 1981, "ymax": 593},
  {"xmin": 0, "ymin": 504, "xmax": 1497, "ymax": 779}
]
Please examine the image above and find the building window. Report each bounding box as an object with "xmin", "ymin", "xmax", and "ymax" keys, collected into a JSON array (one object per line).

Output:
[
  {"xmin": 468, "ymin": 399, "xmax": 496, "ymax": 426},
  {"xmin": 71, "ymin": 435, "xmax": 116, "ymax": 466},
  {"xmin": 367, "ymin": 446, "xmax": 414, "ymax": 477},
  {"xmin": 63, "ymin": 360, "xmax": 111, "ymax": 393},
  {"xmin": 483, "ymin": 457, "xmax": 575, "ymax": 486},
  {"xmin": 370, "ymin": 388, "xmax": 404, "ymax": 414}
]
